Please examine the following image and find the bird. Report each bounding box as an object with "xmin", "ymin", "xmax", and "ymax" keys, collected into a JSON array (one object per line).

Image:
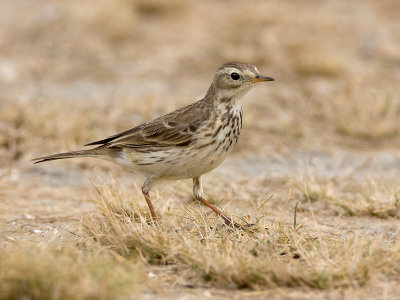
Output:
[{"xmin": 33, "ymin": 62, "xmax": 274, "ymax": 228}]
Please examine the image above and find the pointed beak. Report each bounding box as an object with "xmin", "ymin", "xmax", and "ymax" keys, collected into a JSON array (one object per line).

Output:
[{"xmin": 251, "ymin": 75, "xmax": 275, "ymax": 83}]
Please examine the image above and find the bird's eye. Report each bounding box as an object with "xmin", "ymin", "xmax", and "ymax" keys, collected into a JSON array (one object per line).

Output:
[{"xmin": 230, "ymin": 72, "xmax": 240, "ymax": 80}]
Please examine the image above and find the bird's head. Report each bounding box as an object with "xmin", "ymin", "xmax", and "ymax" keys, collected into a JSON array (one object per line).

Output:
[{"xmin": 210, "ymin": 62, "xmax": 274, "ymax": 100}]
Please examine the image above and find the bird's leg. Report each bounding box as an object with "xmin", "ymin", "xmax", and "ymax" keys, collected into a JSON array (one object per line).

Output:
[
  {"xmin": 142, "ymin": 177, "xmax": 157, "ymax": 222},
  {"xmin": 193, "ymin": 177, "xmax": 242, "ymax": 228},
  {"xmin": 142, "ymin": 192, "xmax": 157, "ymax": 222}
]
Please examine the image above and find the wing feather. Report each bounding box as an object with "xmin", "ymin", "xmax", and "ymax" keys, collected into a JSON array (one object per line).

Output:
[
  {"xmin": 84, "ymin": 100, "xmax": 210, "ymax": 149},
  {"xmin": 111, "ymin": 122, "xmax": 194, "ymax": 147},
  {"xmin": 85, "ymin": 121, "xmax": 197, "ymax": 149}
]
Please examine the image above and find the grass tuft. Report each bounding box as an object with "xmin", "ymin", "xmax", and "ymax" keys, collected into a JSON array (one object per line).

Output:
[
  {"xmin": 82, "ymin": 182, "xmax": 400, "ymax": 289},
  {"xmin": 0, "ymin": 244, "xmax": 143, "ymax": 300},
  {"xmin": 299, "ymin": 177, "xmax": 400, "ymax": 218}
]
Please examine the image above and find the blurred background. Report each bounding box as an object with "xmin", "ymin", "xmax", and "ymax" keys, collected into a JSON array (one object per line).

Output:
[{"xmin": 1, "ymin": 0, "xmax": 400, "ymax": 165}]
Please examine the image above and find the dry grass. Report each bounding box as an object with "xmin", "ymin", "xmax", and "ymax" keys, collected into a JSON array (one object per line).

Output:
[
  {"xmin": 0, "ymin": 97, "xmax": 153, "ymax": 164},
  {"xmin": 299, "ymin": 177, "xmax": 400, "ymax": 219},
  {"xmin": 332, "ymin": 85, "xmax": 400, "ymax": 140},
  {"xmin": 0, "ymin": 243, "xmax": 143, "ymax": 300},
  {"xmin": 81, "ymin": 182, "xmax": 400, "ymax": 290}
]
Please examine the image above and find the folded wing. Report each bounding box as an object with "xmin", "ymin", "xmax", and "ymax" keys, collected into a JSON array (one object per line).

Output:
[{"xmin": 85, "ymin": 121, "xmax": 197, "ymax": 149}]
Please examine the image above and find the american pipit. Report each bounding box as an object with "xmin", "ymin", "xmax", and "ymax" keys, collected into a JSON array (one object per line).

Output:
[{"xmin": 33, "ymin": 62, "xmax": 274, "ymax": 227}]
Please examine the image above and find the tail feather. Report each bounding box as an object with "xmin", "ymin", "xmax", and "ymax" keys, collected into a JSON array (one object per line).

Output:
[{"xmin": 32, "ymin": 149, "xmax": 103, "ymax": 164}]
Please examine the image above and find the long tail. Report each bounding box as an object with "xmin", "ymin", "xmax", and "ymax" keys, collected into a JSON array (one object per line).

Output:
[{"xmin": 32, "ymin": 148, "xmax": 104, "ymax": 164}]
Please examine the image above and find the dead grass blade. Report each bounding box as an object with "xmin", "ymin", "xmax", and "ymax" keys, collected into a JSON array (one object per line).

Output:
[{"xmin": 82, "ymin": 182, "xmax": 400, "ymax": 289}]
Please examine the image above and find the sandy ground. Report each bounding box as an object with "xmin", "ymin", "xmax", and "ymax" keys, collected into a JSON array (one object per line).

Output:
[{"xmin": 2, "ymin": 149, "xmax": 400, "ymax": 299}]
